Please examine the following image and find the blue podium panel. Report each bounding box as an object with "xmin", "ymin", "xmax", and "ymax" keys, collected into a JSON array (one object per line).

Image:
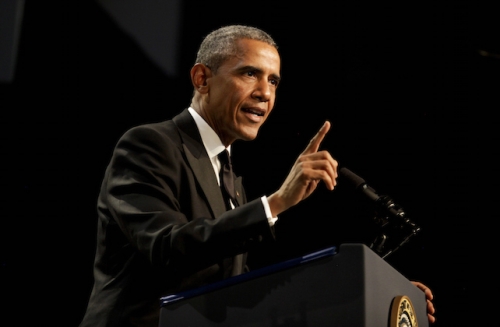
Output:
[{"xmin": 160, "ymin": 243, "xmax": 428, "ymax": 327}]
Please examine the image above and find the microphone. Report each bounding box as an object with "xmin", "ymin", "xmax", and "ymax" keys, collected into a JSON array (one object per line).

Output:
[
  {"xmin": 340, "ymin": 167, "xmax": 381, "ymax": 203},
  {"xmin": 340, "ymin": 167, "xmax": 406, "ymax": 221},
  {"xmin": 339, "ymin": 167, "xmax": 421, "ymax": 258}
]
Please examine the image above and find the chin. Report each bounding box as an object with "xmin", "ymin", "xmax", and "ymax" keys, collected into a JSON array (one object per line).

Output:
[
  {"xmin": 238, "ymin": 125, "xmax": 261, "ymax": 141},
  {"xmin": 241, "ymin": 134, "xmax": 258, "ymax": 142},
  {"xmin": 240, "ymin": 131, "xmax": 259, "ymax": 141}
]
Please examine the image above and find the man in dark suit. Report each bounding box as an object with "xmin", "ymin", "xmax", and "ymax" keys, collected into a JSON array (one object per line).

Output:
[{"xmin": 79, "ymin": 25, "xmax": 435, "ymax": 327}]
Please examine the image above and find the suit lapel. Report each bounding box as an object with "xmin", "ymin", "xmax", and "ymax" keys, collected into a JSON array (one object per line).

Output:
[{"xmin": 173, "ymin": 110, "xmax": 227, "ymax": 217}]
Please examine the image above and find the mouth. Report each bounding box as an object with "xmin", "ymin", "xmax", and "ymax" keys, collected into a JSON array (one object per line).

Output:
[{"xmin": 242, "ymin": 107, "xmax": 265, "ymax": 117}]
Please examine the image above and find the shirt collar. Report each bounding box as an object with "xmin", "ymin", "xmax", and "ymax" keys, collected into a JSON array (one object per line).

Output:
[{"xmin": 188, "ymin": 107, "xmax": 230, "ymax": 159}]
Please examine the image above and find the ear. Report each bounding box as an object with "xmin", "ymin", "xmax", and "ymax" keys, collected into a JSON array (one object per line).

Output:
[{"xmin": 190, "ymin": 63, "xmax": 211, "ymax": 94}]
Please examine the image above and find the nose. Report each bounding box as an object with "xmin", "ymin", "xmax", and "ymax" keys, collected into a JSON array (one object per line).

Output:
[{"xmin": 251, "ymin": 79, "xmax": 271, "ymax": 102}]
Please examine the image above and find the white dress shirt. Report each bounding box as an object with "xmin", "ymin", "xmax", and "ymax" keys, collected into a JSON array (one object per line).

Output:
[{"xmin": 188, "ymin": 107, "xmax": 278, "ymax": 226}]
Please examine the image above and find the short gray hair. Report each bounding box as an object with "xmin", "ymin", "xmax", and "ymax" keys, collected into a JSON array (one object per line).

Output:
[{"xmin": 195, "ymin": 25, "xmax": 278, "ymax": 73}]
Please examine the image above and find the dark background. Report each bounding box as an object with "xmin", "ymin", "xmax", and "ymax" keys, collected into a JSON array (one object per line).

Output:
[{"xmin": 1, "ymin": 1, "xmax": 498, "ymax": 326}]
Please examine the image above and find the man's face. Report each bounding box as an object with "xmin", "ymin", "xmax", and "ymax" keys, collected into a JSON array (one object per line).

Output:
[{"xmin": 205, "ymin": 38, "xmax": 281, "ymax": 145}]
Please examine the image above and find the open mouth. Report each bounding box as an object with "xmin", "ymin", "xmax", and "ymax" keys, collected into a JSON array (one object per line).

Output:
[{"xmin": 242, "ymin": 107, "xmax": 265, "ymax": 117}]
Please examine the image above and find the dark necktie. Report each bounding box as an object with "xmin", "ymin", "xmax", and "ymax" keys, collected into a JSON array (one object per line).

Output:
[
  {"xmin": 218, "ymin": 149, "xmax": 243, "ymax": 276},
  {"xmin": 218, "ymin": 149, "xmax": 237, "ymax": 209}
]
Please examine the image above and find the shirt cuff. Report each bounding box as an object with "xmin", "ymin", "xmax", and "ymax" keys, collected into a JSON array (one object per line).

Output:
[{"xmin": 261, "ymin": 195, "xmax": 278, "ymax": 227}]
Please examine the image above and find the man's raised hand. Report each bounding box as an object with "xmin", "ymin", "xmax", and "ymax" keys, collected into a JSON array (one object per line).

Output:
[{"xmin": 268, "ymin": 121, "xmax": 338, "ymax": 217}]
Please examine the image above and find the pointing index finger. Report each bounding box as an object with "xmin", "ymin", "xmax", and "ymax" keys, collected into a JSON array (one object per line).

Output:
[{"xmin": 303, "ymin": 121, "xmax": 331, "ymax": 154}]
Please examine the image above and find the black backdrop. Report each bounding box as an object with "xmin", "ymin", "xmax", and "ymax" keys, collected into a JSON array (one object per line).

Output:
[{"xmin": 1, "ymin": 1, "xmax": 498, "ymax": 326}]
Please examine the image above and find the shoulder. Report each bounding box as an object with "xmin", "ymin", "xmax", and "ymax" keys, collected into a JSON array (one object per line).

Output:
[
  {"xmin": 121, "ymin": 109, "xmax": 193, "ymax": 145},
  {"xmin": 120, "ymin": 120, "xmax": 180, "ymax": 146},
  {"xmin": 105, "ymin": 120, "xmax": 183, "ymax": 167},
  {"xmin": 126, "ymin": 119, "xmax": 175, "ymax": 135},
  {"xmin": 111, "ymin": 110, "xmax": 196, "ymax": 161}
]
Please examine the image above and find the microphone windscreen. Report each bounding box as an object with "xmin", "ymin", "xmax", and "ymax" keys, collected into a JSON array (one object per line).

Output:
[{"xmin": 340, "ymin": 167, "xmax": 366, "ymax": 189}]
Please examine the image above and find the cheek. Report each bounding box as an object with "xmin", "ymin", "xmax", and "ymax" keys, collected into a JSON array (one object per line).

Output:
[
  {"xmin": 267, "ymin": 96, "xmax": 276, "ymax": 111},
  {"xmin": 231, "ymin": 88, "xmax": 249, "ymax": 108}
]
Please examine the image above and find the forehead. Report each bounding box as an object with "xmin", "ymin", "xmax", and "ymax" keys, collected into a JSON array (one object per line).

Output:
[{"xmin": 227, "ymin": 38, "xmax": 281, "ymax": 73}]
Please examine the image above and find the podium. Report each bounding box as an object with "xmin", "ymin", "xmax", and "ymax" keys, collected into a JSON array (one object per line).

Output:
[{"xmin": 160, "ymin": 243, "xmax": 428, "ymax": 327}]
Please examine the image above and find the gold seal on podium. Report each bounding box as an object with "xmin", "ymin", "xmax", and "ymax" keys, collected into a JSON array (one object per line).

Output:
[{"xmin": 390, "ymin": 295, "xmax": 418, "ymax": 327}]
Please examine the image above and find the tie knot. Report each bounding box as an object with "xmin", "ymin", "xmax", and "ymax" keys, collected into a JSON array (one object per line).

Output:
[
  {"xmin": 218, "ymin": 149, "xmax": 231, "ymax": 166},
  {"xmin": 218, "ymin": 149, "xmax": 237, "ymax": 209}
]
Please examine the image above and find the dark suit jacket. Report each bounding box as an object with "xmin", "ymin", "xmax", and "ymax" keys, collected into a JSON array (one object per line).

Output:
[{"xmin": 79, "ymin": 109, "xmax": 276, "ymax": 327}]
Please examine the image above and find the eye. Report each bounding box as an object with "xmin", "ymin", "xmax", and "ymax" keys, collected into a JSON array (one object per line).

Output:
[
  {"xmin": 270, "ymin": 78, "xmax": 279, "ymax": 87},
  {"xmin": 246, "ymin": 70, "xmax": 256, "ymax": 77}
]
